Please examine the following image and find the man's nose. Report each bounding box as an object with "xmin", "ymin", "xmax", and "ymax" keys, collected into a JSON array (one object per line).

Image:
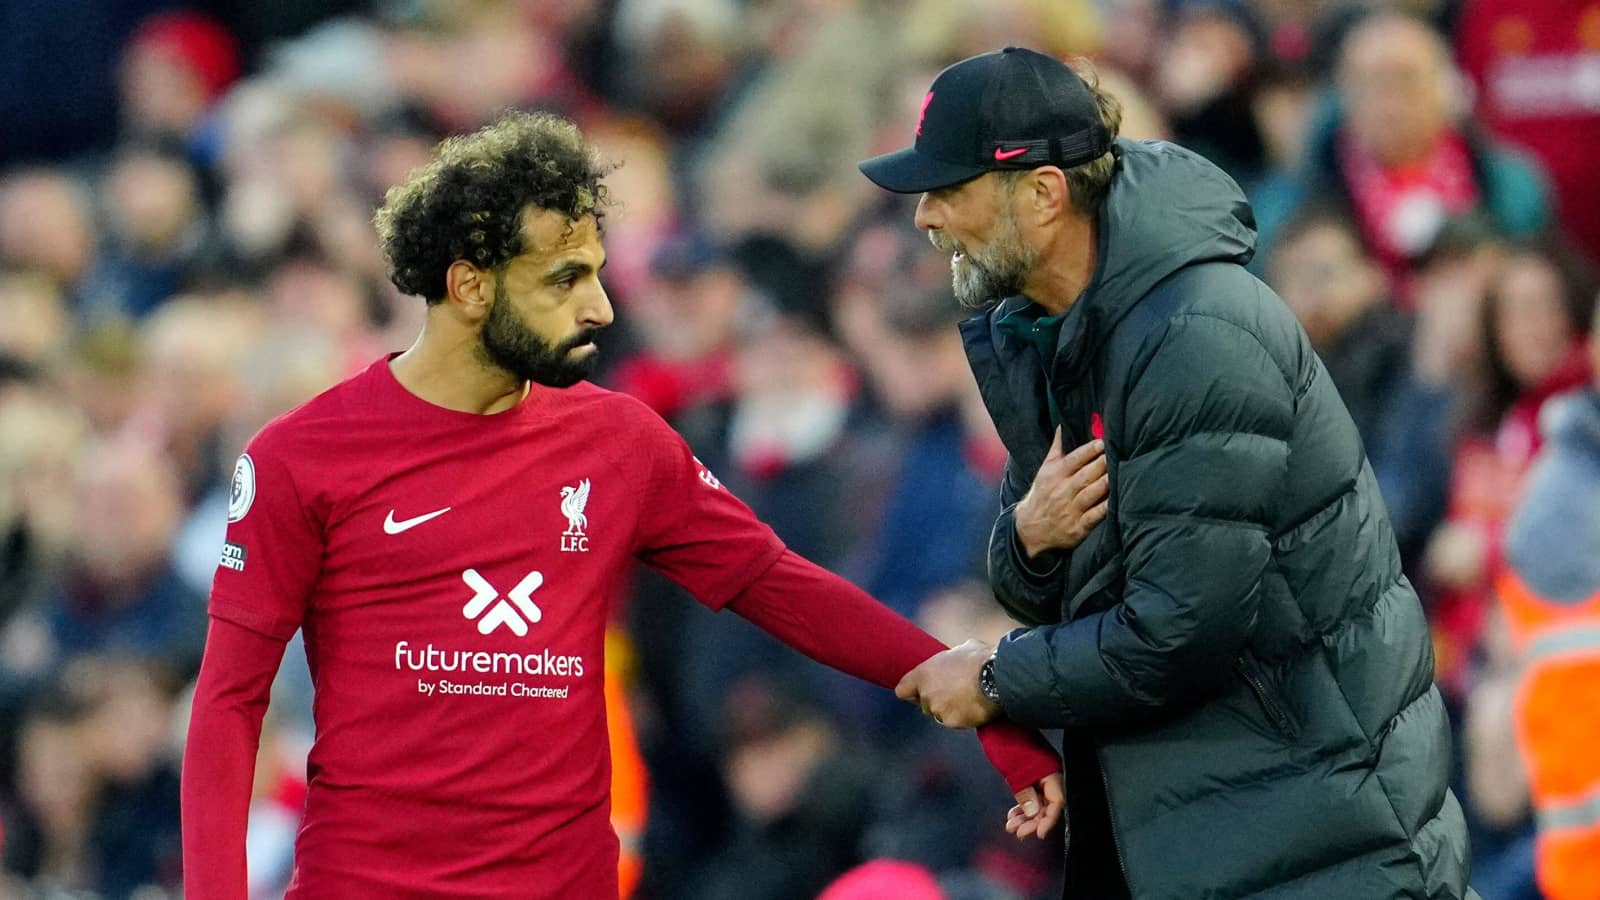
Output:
[
  {"xmin": 583, "ymin": 287, "xmax": 614, "ymax": 329},
  {"xmin": 913, "ymin": 192, "xmax": 943, "ymax": 232}
]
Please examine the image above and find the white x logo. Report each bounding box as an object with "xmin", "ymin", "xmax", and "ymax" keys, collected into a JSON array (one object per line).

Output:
[{"xmin": 461, "ymin": 569, "xmax": 544, "ymax": 636}]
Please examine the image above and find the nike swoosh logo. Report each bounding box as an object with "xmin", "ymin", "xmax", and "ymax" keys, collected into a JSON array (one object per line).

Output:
[
  {"xmin": 384, "ymin": 507, "xmax": 452, "ymax": 534},
  {"xmin": 993, "ymin": 146, "xmax": 1029, "ymax": 161}
]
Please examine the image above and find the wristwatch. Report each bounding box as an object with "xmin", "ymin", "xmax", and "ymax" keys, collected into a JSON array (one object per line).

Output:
[{"xmin": 978, "ymin": 652, "xmax": 1002, "ymax": 708}]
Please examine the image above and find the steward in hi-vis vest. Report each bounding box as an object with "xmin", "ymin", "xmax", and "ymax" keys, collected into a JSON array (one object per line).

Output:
[{"xmin": 1498, "ymin": 386, "xmax": 1600, "ymax": 900}]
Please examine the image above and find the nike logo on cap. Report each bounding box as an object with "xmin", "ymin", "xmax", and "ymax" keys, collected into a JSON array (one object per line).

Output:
[
  {"xmin": 384, "ymin": 507, "xmax": 452, "ymax": 534},
  {"xmin": 993, "ymin": 146, "xmax": 1029, "ymax": 161}
]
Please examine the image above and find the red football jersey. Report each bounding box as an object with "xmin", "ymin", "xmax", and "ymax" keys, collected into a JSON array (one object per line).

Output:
[{"xmin": 210, "ymin": 356, "xmax": 784, "ymax": 898}]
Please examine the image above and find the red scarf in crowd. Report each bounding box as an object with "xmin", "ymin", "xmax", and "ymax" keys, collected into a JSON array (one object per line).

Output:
[{"xmin": 1340, "ymin": 129, "xmax": 1480, "ymax": 305}]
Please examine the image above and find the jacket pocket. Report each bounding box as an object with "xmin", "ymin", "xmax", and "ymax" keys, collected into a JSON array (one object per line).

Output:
[{"xmin": 1234, "ymin": 653, "xmax": 1300, "ymax": 741}]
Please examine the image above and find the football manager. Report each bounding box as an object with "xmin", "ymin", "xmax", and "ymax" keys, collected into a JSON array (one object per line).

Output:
[{"xmin": 874, "ymin": 48, "xmax": 1477, "ymax": 899}]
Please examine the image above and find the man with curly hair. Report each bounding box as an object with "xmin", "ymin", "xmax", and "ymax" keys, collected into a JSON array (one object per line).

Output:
[{"xmin": 179, "ymin": 110, "xmax": 1062, "ymax": 899}]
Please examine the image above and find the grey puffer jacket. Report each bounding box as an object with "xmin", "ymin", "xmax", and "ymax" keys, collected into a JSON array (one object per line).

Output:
[{"xmin": 968, "ymin": 139, "xmax": 1475, "ymax": 900}]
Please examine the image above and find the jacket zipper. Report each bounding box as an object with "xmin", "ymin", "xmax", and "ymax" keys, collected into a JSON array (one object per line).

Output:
[
  {"xmin": 1236, "ymin": 656, "xmax": 1296, "ymax": 737},
  {"xmin": 1096, "ymin": 746, "xmax": 1134, "ymax": 894}
]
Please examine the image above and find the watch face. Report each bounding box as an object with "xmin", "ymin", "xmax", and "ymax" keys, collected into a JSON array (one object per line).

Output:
[{"xmin": 980, "ymin": 658, "xmax": 1002, "ymax": 704}]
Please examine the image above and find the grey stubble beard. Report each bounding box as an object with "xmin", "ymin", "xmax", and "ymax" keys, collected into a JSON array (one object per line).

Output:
[{"xmin": 932, "ymin": 208, "xmax": 1039, "ymax": 311}]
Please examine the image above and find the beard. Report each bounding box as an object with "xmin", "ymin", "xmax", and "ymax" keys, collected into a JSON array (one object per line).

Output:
[
  {"xmin": 931, "ymin": 208, "xmax": 1040, "ymax": 311},
  {"xmin": 478, "ymin": 282, "xmax": 602, "ymax": 388}
]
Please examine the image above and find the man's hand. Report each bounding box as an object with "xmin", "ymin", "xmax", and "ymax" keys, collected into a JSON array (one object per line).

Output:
[
  {"xmin": 1006, "ymin": 773, "xmax": 1066, "ymax": 840},
  {"xmin": 1014, "ymin": 428, "xmax": 1109, "ymax": 559},
  {"xmin": 895, "ymin": 639, "xmax": 999, "ymax": 728}
]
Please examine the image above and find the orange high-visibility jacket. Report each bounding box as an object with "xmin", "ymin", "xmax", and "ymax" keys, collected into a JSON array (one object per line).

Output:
[
  {"xmin": 606, "ymin": 628, "xmax": 648, "ymax": 898},
  {"xmin": 1497, "ymin": 389, "xmax": 1600, "ymax": 900}
]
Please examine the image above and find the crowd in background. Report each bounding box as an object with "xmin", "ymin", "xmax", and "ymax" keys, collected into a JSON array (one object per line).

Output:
[{"xmin": 0, "ymin": 0, "xmax": 1596, "ymax": 897}]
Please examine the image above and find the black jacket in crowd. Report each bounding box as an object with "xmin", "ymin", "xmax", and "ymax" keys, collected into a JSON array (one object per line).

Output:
[{"xmin": 968, "ymin": 139, "xmax": 1476, "ymax": 900}]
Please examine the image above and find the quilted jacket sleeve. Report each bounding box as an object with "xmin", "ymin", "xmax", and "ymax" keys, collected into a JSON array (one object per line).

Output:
[
  {"xmin": 987, "ymin": 456, "xmax": 1068, "ymax": 627},
  {"xmin": 992, "ymin": 314, "xmax": 1294, "ymax": 729}
]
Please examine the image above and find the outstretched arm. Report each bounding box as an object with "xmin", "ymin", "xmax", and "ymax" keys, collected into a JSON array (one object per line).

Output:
[
  {"xmin": 726, "ymin": 549, "xmax": 1063, "ymax": 836},
  {"xmin": 624, "ymin": 399, "xmax": 1062, "ymax": 834}
]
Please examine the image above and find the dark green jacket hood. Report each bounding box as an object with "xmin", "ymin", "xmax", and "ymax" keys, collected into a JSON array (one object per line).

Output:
[{"xmin": 1057, "ymin": 138, "xmax": 1255, "ymax": 371}]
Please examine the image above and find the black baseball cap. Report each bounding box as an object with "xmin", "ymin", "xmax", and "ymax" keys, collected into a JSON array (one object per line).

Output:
[{"xmin": 859, "ymin": 47, "xmax": 1113, "ymax": 194}]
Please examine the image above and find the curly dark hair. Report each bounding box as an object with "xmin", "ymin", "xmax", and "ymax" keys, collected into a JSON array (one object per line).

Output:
[{"xmin": 373, "ymin": 110, "xmax": 616, "ymax": 303}]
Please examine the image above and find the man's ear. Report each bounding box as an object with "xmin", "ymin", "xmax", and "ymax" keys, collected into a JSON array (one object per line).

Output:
[
  {"xmin": 445, "ymin": 260, "xmax": 494, "ymax": 321},
  {"xmin": 1023, "ymin": 166, "xmax": 1069, "ymax": 226}
]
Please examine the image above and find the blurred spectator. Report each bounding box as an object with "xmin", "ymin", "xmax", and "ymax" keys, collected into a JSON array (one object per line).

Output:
[
  {"xmin": 213, "ymin": 98, "xmax": 370, "ymax": 278},
  {"xmin": 1457, "ymin": 0, "xmax": 1600, "ymax": 263},
  {"xmin": 263, "ymin": 258, "xmax": 386, "ymax": 372},
  {"xmin": 1245, "ymin": 61, "xmax": 1317, "ymax": 268},
  {"xmin": 1295, "ymin": 13, "xmax": 1550, "ymax": 298},
  {"xmin": 2, "ymin": 657, "xmax": 183, "ymax": 898},
  {"xmin": 612, "ymin": 0, "xmax": 748, "ymax": 136},
  {"xmin": 696, "ymin": 8, "xmax": 894, "ymax": 254},
  {"xmin": 1410, "ymin": 219, "xmax": 1511, "ymax": 391},
  {"xmin": 690, "ymin": 675, "xmax": 875, "ymax": 900},
  {"xmin": 583, "ymin": 117, "xmax": 680, "ymax": 304},
  {"xmin": 132, "ymin": 294, "xmax": 265, "ymax": 500},
  {"xmin": 80, "ymin": 147, "xmax": 220, "ymax": 321},
  {"xmin": 0, "ymin": 271, "xmax": 73, "ymax": 368},
  {"xmin": 622, "ymin": 251, "xmax": 867, "ymax": 896},
  {"xmin": 0, "ymin": 385, "xmax": 88, "ymax": 709},
  {"xmin": 1268, "ymin": 202, "xmax": 1412, "ymax": 467},
  {"xmin": 638, "ymin": 298, "xmax": 864, "ymax": 756},
  {"xmin": 1488, "ymin": 302, "xmax": 1600, "ymax": 900},
  {"xmin": 172, "ymin": 322, "xmax": 343, "ymax": 596},
  {"xmin": 615, "ymin": 237, "xmax": 760, "ymax": 894},
  {"xmin": 203, "ymin": 0, "xmax": 370, "ymax": 64},
  {"xmin": 612, "ymin": 231, "xmax": 750, "ymax": 484},
  {"xmin": 399, "ymin": 5, "xmax": 602, "ymax": 132},
  {"xmin": 358, "ymin": 105, "xmax": 445, "ymax": 206},
  {"xmin": 1097, "ymin": 0, "xmax": 1162, "ymax": 84},
  {"xmin": 259, "ymin": 18, "xmax": 396, "ymax": 126},
  {"xmin": 727, "ymin": 309, "xmax": 859, "ymax": 553},
  {"xmin": 1376, "ymin": 219, "xmax": 1510, "ymax": 562},
  {"xmin": 1425, "ymin": 241, "xmax": 1595, "ymax": 697},
  {"xmin": 1152, "ymin": 0, "xmax": 1269, "ymax": 186},
  {"xmin": 4, "ymin": 685, "xmax": 97, "ymax": 892},
  {"xmin": 1092, "ymin": 67, "xmax": 1171, "ymax": 143},
  {"xmin": 0, "ymin": 171, "xmax": 97, "ymax": 299},
  {"xmin": 62, "ymin": 322, "xmax": 145, "ymax": 437},
  {"xmin": 46, "ymin": 438, "xmax": 206, "ymax": 675},
  {"xmin": 119, "ymin": 11, "xmax": 240, "ymax": 160},
  {"xmin": 833, "ymin": 232, "xmax": 1004, "ymax": 618}
]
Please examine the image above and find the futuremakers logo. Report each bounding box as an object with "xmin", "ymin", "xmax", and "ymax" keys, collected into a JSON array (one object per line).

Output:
[
  {"xmin": 392, "ymin": 568, "xmax": 583, "ymax": 693},
  {"xmin": 462, "ymin": 568, "xmax": 543, "ymax": 636}
]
